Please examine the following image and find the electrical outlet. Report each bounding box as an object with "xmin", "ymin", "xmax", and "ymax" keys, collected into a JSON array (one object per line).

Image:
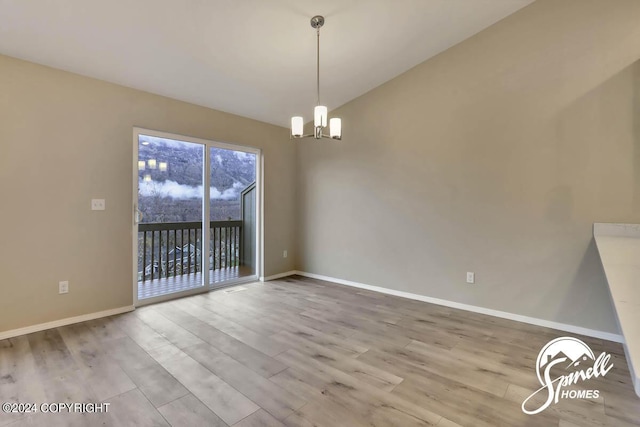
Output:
[
  {"xmin": 283, "ymin": 250, "xmax": 288, "ymax": 258},
  {"xmin": 91, "ymin": 199, "xmax": 106, "ymax": 210},
  {"xmin": 466, "ymin": 272, "xmax": 475, "ymax": 284},
  {"xmin": 59, "ymin": 281, "xmax": 69, "ymax": 294}
]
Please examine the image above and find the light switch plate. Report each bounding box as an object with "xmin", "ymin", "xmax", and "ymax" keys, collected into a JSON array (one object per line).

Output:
[
  {"xmin": 59, "ymin": 281, "xmax": 69, "ymax": 294},
  {"xmin": 91, "ymin": 199, "xmax": 106, "ymax": 210}
]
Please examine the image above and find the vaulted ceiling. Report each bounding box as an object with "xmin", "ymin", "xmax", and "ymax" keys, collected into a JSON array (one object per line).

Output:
[{"xmin": 0, "ymin": 0, "xmax": 533, "ymax": 126}]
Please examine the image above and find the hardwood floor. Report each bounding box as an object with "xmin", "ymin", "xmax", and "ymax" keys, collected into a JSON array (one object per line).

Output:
[{"xmin": 1, "ymin": 275, "xmax": 638, "ymax": 426}]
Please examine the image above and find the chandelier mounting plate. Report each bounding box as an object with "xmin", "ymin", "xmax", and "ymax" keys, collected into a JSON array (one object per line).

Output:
[{"xmin": 310, "ymin": 15, "xmax": 324, "ymax": 29}]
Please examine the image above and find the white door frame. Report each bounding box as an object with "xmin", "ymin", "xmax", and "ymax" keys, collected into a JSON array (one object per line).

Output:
[{"xmin": 131, "ymin": 127, "xmax": 263, "ymax": 306}]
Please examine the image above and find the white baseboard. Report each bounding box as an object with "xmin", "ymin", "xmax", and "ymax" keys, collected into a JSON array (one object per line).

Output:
[
  {"xmin": 292, "ymin": 271, "xmax": 624, "ymax": 344},
  {"xmin": 260, "ymin": 270, "xmax": 297, "ymax": 282},
  {"xmin": 0, "ymin": 305, "xmax": 135, "ymax": 341}
]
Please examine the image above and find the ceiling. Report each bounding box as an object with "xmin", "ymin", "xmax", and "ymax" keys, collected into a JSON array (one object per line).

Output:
[{"xmin": 0, "ymin": 0, "xmax": 533, "ymax": 127}]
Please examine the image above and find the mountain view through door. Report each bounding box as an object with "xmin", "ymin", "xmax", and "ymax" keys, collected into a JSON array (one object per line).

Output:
[{"xmin": 136, "ymin": 134, "xmax": 257, "ymax": 301}]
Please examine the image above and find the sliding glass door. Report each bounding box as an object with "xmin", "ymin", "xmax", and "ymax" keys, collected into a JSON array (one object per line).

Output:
[{"xmin": 133, "ymin": 129, "xmax": 260, "ymax": 304}]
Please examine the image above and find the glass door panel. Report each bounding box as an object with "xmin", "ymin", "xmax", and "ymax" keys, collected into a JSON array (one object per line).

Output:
[
  {"xmin": 136, "ymin": 134, "xmax": 205, "ymax": 300},
  {"xmin": 209, "ymin": 147, "xmax": 257, "ymax": 286}
]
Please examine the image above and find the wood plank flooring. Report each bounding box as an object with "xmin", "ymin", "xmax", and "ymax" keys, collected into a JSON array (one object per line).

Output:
[{"xmin": 1, "ymin": 275, "xmax": 639, "ymax": 426}]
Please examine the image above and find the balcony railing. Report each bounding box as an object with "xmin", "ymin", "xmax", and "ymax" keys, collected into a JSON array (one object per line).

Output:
[{"xmin": 138, "ymin": 220, "xmax": 242, "ymax": 282}]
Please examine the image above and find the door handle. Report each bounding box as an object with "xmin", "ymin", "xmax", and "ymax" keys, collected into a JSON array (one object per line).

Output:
[{"xmin": 134, "ymin": 204, "xmax": 143, "ymax": 224}]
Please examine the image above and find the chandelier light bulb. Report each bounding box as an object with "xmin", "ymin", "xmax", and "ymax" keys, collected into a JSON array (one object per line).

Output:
[
  {"xmin": 330, "ymin": 118, "xmax": 342, "ymax": 140},
  {"xmin": 291, "ymin": 116, "xmax": 304, "ymax": 137},
  {"xmin": 314, "ymin": 106, "xmax": 328, "ymax": 128}
]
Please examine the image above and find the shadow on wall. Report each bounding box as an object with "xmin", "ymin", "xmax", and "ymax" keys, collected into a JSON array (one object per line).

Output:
[
  {"xmin": 537, "ymin": 61, "xmax": 640, "ymax": 334},
  {"xmin": 553, "ymin": 239, "xmax": 618, "ymax": 333}
]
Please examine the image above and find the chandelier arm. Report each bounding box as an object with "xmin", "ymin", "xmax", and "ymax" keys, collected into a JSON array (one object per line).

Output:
[{"xmin": 290, "ymin": 134, "xmax": 315, "ymax": 140}]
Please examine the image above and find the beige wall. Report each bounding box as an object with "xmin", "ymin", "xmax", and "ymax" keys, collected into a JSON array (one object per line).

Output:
[
  {"xmin": 0, "ymin": 55, "xmax": 296, "ymax": 333},
  {"xmin": 297, "ymin": 0, "xmax": 640, "ymax": 334}
]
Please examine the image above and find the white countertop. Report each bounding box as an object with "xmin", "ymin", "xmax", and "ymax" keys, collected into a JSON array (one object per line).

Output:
[{"xmin": 594, "ymin": 223, "xmax": 640, "ymax": 397}]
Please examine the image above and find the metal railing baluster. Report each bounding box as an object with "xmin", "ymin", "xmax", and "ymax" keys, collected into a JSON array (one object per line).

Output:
[
  {"xmin": 142, "ymin": 231, "xmax": 147, "ymax": 282},
  {"xmin": 150, "ymin": 231, "xmax": 155, "ymax": 281},
  {"xmin": 173, "ymin": 229, "xmax": 177, "ymax": 278}
]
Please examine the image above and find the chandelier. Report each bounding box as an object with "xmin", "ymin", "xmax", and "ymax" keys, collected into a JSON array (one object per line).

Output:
[{"xmin": 291, "ymin": 15, "xmax": 342, "ymax": 140}]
